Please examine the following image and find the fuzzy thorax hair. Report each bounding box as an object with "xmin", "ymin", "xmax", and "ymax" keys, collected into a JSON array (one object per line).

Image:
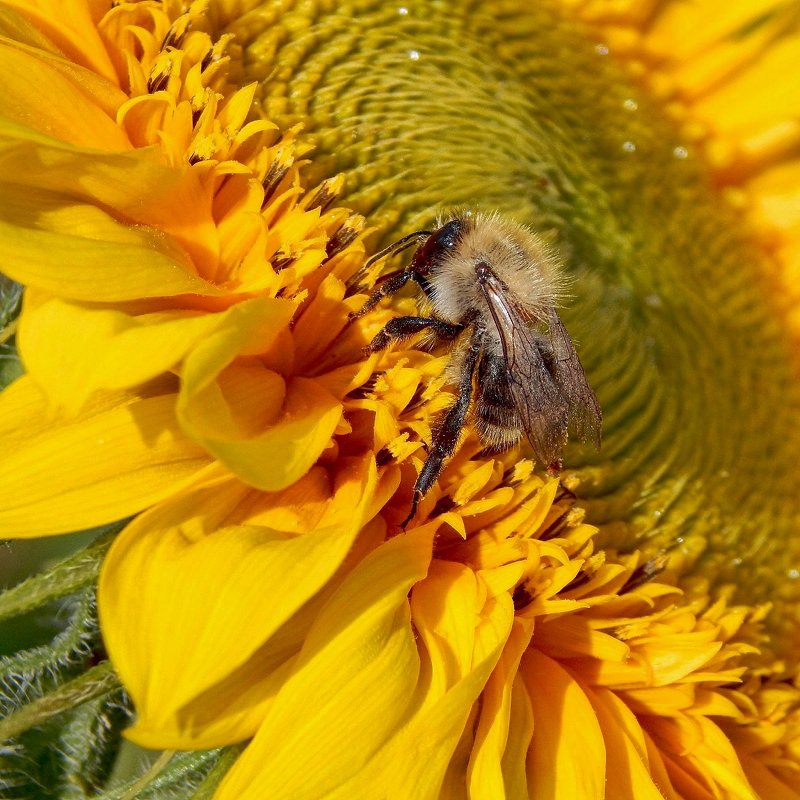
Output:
[{"xmin": 426, "ymin": 211, "xmax": 566, "ymax": 325}]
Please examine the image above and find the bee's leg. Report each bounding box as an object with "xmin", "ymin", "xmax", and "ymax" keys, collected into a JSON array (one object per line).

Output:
[
  {"xmin": 401, "ymin": 335, "xmax": 481, "ymax": 528},
  {"xmin": 368, "ymin": 316, "xmax": 463, "ymax": 352},
  {"xmin": 349, "ymin": 269, "xmax": 415, "ymax": 320}
]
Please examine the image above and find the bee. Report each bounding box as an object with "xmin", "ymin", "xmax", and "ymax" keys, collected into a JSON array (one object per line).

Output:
[{"xmin": 355, "ymin": 211, "xmax": 601, "ymax": 525}]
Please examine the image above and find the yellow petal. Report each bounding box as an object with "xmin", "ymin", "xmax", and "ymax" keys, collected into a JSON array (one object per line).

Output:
[
  {"xmin": 0, "ymin": 181, "xmax": 220, "ymax": 301},
  {"xmin": 587, "ymin": 686, "xmax": 676, "ymax": 800},
  {"xmin": 2, "ymin": 0, "xmax": 119, "ymax": 83},
  {"xmin": 410, "ymin": 560, "xmax": 482, "ymax": 695},
  {"xmin": 177, "ymin": 299, "xmax": 295, "ymax": 438},
  {"xmin": 0, "ymin": 35, "xmax": 126, "ymax": 147},
  {"xmin": 292, "ymin": 273, "xmax": 350, "ymax": 373},
  {"xmin": 177, "ymin": 297, "xmax": 294, "ymax": 399},
  {"xmin": 641, "ymin": 729, "xmax": 683, "ymax": 800},
  {"xmin": 193, "ymin": 375, "xmax": 341, "ymax": 492},
  {"xmin": 644, "ymin": 1, "xmax": 789, "ymax": 62},
  {"xmin": 478, "ymin": 561, "xmax": 527, "ymax": 598},
  {"xmin": 468, "ymin": 617, "xmax": 534, "ymax": 798},
  {"xmin": 748, "ymin": 159, "xmax": 800, "ymax": 235},
  {"xmin": 381, "ymin": 636, "xmax": 510, "ymax": 800},
  {"xmin": 0, "ymin": 8, "xmax": 125, "ymax": 117},
  {"xmin": 694, "ymin": 35, "xmax": 800, "ymax": 136},
  {"xmin": 177, "ymin": 297, "xmax": 342, "ymax": 490},
  {"xmin": 637, "ymin": 631, "xmax": 722, "ymax": 686},
  {"xmin": 0, "ymin": 5, "xmax": 63, "ymax": 52},
  {"xmin": 690, "ymin": 716, "xmax": 759, "ymax": 800},
  {"xmin": 500, "ymin": 673, "xmax": 535, "ymax": 800},
  {"xmin": 0, "ymin": 114, "xmax": 226, "ymax": 277},
  {"xmin": 0, "ymin": 376, "xmax": 211, "ymax": 537},
  {"xmin": 19, "ymin": 294, "xmax": 243, "ymax": 413},
  {"xmin": 534, "ymin": 614, "xmax": 631, "ymax": 662},
  {"xmin": 522, "ymin": 650, "xmax": 606, "ymax": 800},
  {"xmin": 648, "ymin": 736, "xmax": 712, "ymax": 799},
  {"xmin": 225, "ymin": 464, "xmax": 344, "ymax": 533},
  {"xmin": 344, "ymin": 567, "xmax": 517, "ymax": 800},
  {"xmin": 101, "ymin": 456, "xmax": 379, "ymax": 748},
  {"xmin": 213, "ymin": 527, "xmax": 433, "ymax": 800},
  {"xmin": 739, "ymin": 753, "xmax": 800, "ymax": 800},
  {"xmin": 645, "ymin": 713, "xmax": 756, "ymax": 797}
]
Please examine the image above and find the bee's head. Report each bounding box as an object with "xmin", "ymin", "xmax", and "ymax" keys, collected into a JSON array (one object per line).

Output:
[{"xmin": 410, "ymin": 218, "xmax": 465, "ymax": 276}]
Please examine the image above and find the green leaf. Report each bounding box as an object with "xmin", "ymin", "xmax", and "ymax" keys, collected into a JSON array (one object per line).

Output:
[
  {"xmin": 0, "ymin": 273, "xmax": 22, "ymax": 330},
  {"xmin": 0, "ymin": 341, "xmax": 22, "ymax": 391}
]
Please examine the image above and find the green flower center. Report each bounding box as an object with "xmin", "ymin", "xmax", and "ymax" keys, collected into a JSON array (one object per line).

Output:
[{"xmin": 228, "ymin": 0, "xmax": 800, "ymax": 647}]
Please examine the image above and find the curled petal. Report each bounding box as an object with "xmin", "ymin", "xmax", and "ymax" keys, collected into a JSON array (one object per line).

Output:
[
  {"xmin": 19, "ymin": 294, "xmax": 248, "ymax": 413},
  {"xmin": 177, "ymin": 297, "xmax": 343, "ymax": 490}
]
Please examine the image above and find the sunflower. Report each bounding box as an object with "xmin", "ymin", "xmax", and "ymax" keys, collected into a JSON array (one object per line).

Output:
[{"xmin": 0, "ymin": 1, "xmax": 799, "ymax": 799}]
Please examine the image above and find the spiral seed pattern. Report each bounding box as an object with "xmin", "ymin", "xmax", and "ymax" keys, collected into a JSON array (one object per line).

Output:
[{"xmin": 220, "ymin": 0, "xmax": 800, "ymax": 642}]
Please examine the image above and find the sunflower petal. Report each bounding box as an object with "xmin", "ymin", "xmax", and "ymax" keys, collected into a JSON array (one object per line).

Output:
[
  {"xmin": 100, "ymin": 455, "xmax": 379, "ymax": 747},
  {"xmin": 500, "ymin": 673, "xmax": 535, "ymax": 799},
  {"xmin": 0, "ymin": 376, "xmax": 210, "ymax": 536},
  {"xmin": 587, "ymin": 686, "xmax": 677, "ymax": 800},
  {"xmin": 357, "ymin": 565, "xmax": 517, "ymax": 800},
  {"xmin": 739, "ymin": 753, "xmax": 800, "ymax": 800},
  {"xmin": 177, "ymin": 297, "xmax": 342, "ymax": 490},
  {"xmin": 522, "ymin": 650, "xmax": 606, "ymax": 800},
  {"xmin": 644, "ymin": 1, "xmax": 789, "ymax": 62},
  {"xmin": 694, "ymin": 35, "xmax": 800, "ymax": 136},
  {"xmin": 410, "ymin": 560, "xmax": 482, "ymax": 694},
  {"xmin": 0, "ymin": 180, "xmax": 219, "ymax": 301},
  {"xmin": 213, "ymin": 527, "xmax": 433, "ymax": 800},
  {"xmin": 2, "ymin": 0, "xmax": 118, "ymax": 82},
  {"xmin": 383, "ymin": 632, "xmax": 511, "ymax": 800},
  {"xmin": 18, "ymin": 294, "xmax": 244, "ymax": 413},
  {"xmin": 0, "ymin": 8, "xmax": 125, "ymax": 121},
  {"xmin": 0, "ymin": 35, "xmax": 126, "ymax": 147},
  {"xmin": 468, "ymin": 617, "xmax": 534, "ymax": 798},
  {"xmin": 0, "ymin": 5, "xmax": 63, "ymax": 52},
  {"xmin": 0, "ymin": 115, "xmax": 225, "ymax": 292}
]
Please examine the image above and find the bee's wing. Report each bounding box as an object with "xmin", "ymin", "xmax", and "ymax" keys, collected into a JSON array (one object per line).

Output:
[
  {"xmin": 481, "ymin": 283, "xmax": 569, "ymax": 465},
  {"xmin": 544, "ymin": 307, "xmax": 602, "ymax": 448}
]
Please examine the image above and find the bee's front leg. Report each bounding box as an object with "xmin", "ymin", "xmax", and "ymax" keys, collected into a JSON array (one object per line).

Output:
[
  {"xmin": 349, "ymin": 269, "xmax": 415, "ymax": 320},
  {"xmin": 368, "ymin": 316, "xmax": 463, "ymax": 352}
]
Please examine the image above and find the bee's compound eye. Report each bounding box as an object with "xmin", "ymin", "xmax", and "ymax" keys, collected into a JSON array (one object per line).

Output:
[
  {"xmin": 432, "ymin": 219, "xmax": 463, "ymax": 250},
  {"xmin": 411, "ymin": 218, "xmax": 464, "ymax": 276}
]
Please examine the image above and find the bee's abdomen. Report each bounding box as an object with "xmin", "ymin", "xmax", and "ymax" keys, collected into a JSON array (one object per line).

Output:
[{"xmin": 473, "ymin": 353, "xmax": 522, "ymax": 452}]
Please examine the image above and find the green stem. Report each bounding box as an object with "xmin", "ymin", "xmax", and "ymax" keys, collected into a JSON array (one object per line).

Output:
[
  {"xmin": 95, "ymin": 749, "xmax": 231, "ymax": 800},
  {"xmin": 188, "ymin": 746, "xmax": 243, "ymax": 800},
  {"xmin": 0, "ymin": 318, "xmax": 16, "ymax": 344},
  {"xmin": 0, "ymin": 660, "xmax": 120, "ymax": 741},
  {"xmin": 0, "ymin": 527, "xmax": 120, "ymax": 623},
  {"xmin": 119, "ymin": 750, "xmax": 175, "ymax": 800}
]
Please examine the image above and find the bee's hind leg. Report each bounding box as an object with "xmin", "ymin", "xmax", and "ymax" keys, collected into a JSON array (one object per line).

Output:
[
  {"xmin": 368, "ymin": 316, "xmax": 463, "ymax": 352},
  {"xmin": 401, "ymin": 332, "xmax": 481, "ymax": 527}
]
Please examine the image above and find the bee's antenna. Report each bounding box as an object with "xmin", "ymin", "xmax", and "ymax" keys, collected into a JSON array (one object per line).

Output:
[{"xmin": 364, "ymin": 230, "xmax": 432, "ymax": 269}]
